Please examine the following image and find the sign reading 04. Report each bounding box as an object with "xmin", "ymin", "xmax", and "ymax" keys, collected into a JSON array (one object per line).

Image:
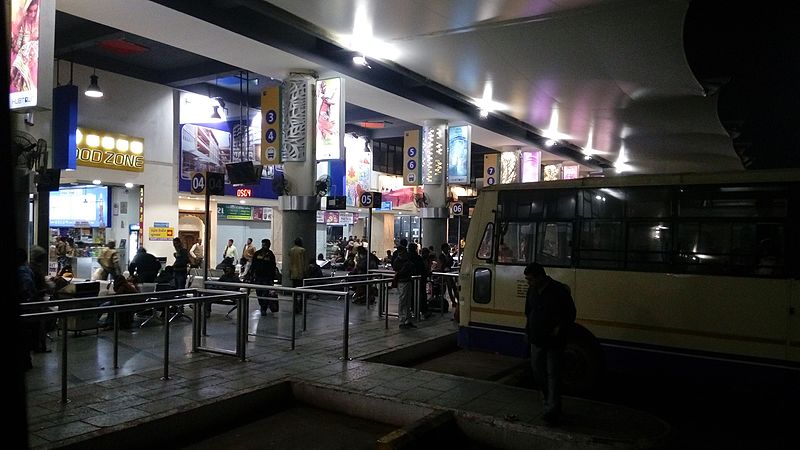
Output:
[
  {"xmin": 358, "ymin": 191, "xmax": 382, "ymax": 208},
  {"xmin": 76, "ymin": 127, "xmax": 144, "ymax": 172},
  {"xmin": 261, "ymin": 85, "xmax": 282, "ymax": 165}
]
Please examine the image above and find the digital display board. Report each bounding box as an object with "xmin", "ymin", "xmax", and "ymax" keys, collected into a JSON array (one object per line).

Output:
[{"xmin": 49, "ymin": 185, "xmax": 110, "ymax": 228}]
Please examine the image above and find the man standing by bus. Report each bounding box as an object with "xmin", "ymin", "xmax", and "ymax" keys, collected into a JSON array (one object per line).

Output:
[{"xmin": 524, "ymin": 262, "xmax": 576, "ymax": 424}]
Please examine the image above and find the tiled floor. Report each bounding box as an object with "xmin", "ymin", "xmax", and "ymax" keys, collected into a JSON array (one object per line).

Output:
[{"xmin": 24, "ymin": 290, "xmax": 669, "ymax": 449}]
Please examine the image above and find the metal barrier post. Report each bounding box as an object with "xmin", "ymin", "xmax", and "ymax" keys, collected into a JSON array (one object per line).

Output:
[
  {"xmin": 384, "ymin": 281, "xmax": 389, "ymax": 330},
  {"xmin": 60, "ymin": 317, "xmax": 68, "ymax": 404},
  {"xmin": 161, "ymin": 305, "xmax": 171, "ymax": 380},
  {"xmin": 413, "ymin": 276, "xmax": 420, "ymax": 324},
  {"xmin": 341, "ymin": 291, "xmax": 351, "ymax": 361},
  {"xmin": 291, "ymin": 293, "xmax": 297, "ymax": 351},
  {"xmin": 113, "ymin": 308, "xmax": 120, "ymax": 369},
  {"xmin": 302, "ymin": 280, "xmax": 308, "ymax": 332},
  {"xmin": 440, "ymin": 274, "xmax": 445, "ymax": 317},
  {"xmin": 191, "ymin": 296, "xmax": 200, "ymax": 352},
  {"xmin": 238, "ymin": 292, "xmax": 247, "ymax": 361}
]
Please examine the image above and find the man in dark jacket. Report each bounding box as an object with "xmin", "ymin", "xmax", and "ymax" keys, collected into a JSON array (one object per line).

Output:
[
  {"xmin": 128, "ymin": 248, "xmax": 162, "ymax": 283},
  {"xmin": 395, "ymin": 242, "xmax": 425, "ymax": 329},
  {"xmin": 524, "ymin": 262, "xmax": 576, "ymax": 424},
  {"xmin": 251, "ymin": 239, "xmax": 278, "ymax": 316}
]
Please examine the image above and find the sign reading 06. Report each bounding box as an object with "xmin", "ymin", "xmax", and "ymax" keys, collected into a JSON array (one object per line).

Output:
[
  {"xmin": 358, "ymin": 191, "xmax": 382, "ymax": 208},
  {"xmin": 451, "ymin": 201, "xmax": 464, "ymax": 216}
]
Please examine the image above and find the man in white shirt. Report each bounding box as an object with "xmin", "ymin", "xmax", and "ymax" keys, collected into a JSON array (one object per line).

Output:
[
  {"xmin": 189, "ymin": 239, "xmax": 204, "ymax": 268},
  {"xmin": 223, "ymin": 239, "xmax": 237, "ymax": 264}
]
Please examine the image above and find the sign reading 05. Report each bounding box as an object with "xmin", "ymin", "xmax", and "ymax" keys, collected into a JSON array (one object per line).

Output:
[
  {"xmin": 75, "ymin": 127, "xmax": 144, "ymax": 172},
  {"xmin": 358, "ymin": 191, "xmax": 382, "ymax": 208}
]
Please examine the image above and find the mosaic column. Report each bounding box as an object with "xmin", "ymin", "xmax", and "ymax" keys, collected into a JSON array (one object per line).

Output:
[
  {"xmin": 279, "ymin": 72, "xmax": 319, "ymax": 284},
  {"xmin": 420, "ymin": 120, "xmax": 448, "ymax": 249}
]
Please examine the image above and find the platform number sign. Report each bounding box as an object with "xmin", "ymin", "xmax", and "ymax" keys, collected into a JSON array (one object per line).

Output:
[
  {"xmin": 261, "ymin": 86, "xmax": 282, "ymax": 165},
  {"xmin": 190, "ymin": 172, "xmax": 206, "ymax": 195},
  {"xmin": 359, "ymin": 191, "xmax": 382, "ymax": 208},
  {"xmin": 451, "ymin": 201, "xmax": 464, "ymax": 216},
  {"xmin": 206, "ymin": 172, "xmax": 225, "ymax": 196}
]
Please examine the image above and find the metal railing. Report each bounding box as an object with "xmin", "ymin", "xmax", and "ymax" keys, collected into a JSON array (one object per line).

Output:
[{"xmin": 19, "ymin": 288, "xmax": 248, "ymax": 404}]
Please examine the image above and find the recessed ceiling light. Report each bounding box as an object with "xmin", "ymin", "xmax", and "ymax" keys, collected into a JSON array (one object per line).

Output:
[{"xmin": 92, "ymin": 179, "xmax": 102, "ymax": 185}]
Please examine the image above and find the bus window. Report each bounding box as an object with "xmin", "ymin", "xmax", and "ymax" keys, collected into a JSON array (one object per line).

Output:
[
  {"xmin": 477, "ymin": 223, "xmax": 494, "ymax": 260},
  {"xmin": 536, "ymin": 222, "xmax": 573, "ymax": 266},
  {"xmin": 579, "ymin": 220, "xmax": 624, "ymax": 269},
  {"xmin": 498, "ymin": 222, "xmax": 534, "ymax": 264},
  {"xmin": 473, "ymin": 268, "xmax": 492, "ymax": 304},
  {"xmin": 627, "ymin": 221, "xmax": 672, "ymax": 271}
]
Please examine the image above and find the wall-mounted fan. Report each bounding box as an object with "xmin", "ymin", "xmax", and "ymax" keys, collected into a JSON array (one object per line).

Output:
[
  {"xmin": 315, "ymin": 175, "xmax": 331, "ymax": 196},
  {"xmin": 14, "ymin": 131, "xmax": 47, "ymax": 170},
  {"xmin": 413, "ymin": 192, "xmax": 430, "ymax": 208}
]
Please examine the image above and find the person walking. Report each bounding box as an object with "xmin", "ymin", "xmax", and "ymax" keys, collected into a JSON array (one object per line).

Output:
[
  {"xmin": 240, "ymin": 237, "xmax": 256, "ymax": 280},
  {"xmin": 98, "ymin": 241, "xmax": 121, "ymax": 280},
  {"xmin": 439, "ymin": 242, "xmax": 458, "ymax": 307},
  {"xmin": 172, "ymin": 238, "xmax": 190, "ymax": 289},
  {"xmin": 189, "ymin": 239, "xmax": 204, "ymax": 269},
  {"xmin": 288, "ymin": 237, "xmax": 306, "ymax": 314},
  {"xmin": 251, "ymin": 239, "xmax": 278, "ymax": 315},
  {"xmin": 523, "ymin": 262, "xmax": 576, "ymax": 424}
]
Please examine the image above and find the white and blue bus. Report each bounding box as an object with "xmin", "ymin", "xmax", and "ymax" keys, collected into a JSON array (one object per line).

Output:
[{"xmin": 458, "ymin": 169, "xmax": 800, "ymax": 393}]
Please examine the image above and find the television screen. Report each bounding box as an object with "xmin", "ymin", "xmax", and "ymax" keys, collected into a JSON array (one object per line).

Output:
[
  {"xmin": 226, "ymin": 161, "xmax": 261, "ymax": 185},
  {"xmin": 49, "ymin": 185, "xmax": 110, "ymax": 228}
]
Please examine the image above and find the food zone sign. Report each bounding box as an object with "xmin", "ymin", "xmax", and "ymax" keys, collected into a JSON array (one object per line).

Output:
[{"xmin": 76, "ymin": 127, "xmax": 145, "ymax": 172}]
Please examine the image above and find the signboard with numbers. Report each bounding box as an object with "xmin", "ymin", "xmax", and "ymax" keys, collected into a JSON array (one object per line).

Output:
[
  {"xmin": 190, "ymin": 172, "xmax": 206, "ymax": 195},
  {"xmin": 451, "ymin": 201, "xmax": 464, "ymax": 216},
  {"xmin": 261, "ymin": 85, "xmax": 282, "ymax": 165},
  {"xmin": 483, "ymin": 153, "xmax": 499, "ymax": 188},
  {"xmin": 207, "ymin": 172, "xmax": 225, "ymax": 196},
  {"xmin": 358, "ymin": 191, "xmax": 382, "ymax": 208},
  {"xmin": 403, "ymin": 130, "xmax": 421, "ymax": 186}
]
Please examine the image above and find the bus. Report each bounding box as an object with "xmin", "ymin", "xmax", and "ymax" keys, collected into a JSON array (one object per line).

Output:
[{"xmin": 457, "ymin": 169, "xmax": 800, "ymax": 393}]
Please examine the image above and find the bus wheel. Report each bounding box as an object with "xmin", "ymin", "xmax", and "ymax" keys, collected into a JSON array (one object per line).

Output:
[{"xmin": 562, "ymin": 324, "xmax": 605, "ymax": 396}]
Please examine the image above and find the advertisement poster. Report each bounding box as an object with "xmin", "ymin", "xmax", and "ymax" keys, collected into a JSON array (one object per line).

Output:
[
  {"xmin": 315, "ymin": 77, "xmax": 343, "ymax": 160},
  {"xmin": 521, "ymin": 151, "xmax": 541, "ymax": 183},
  {"xmin": 500, "ymin": 151, "xmax": 519, "ymax": 184},
  {"xmin": 563, "ymin": 165, "xmax": 580, "ymax": 179},
  {"xmin": 9, "ymin": 0, "xmax": 40, "ymax": 110},
  {"xmin": 447, "ymin": 125, "xmax": 471, "ymax": 184},
  {"xmin": 178, "ymin": 120, "xmax": 281, "ymax": 199},
  {"xmin": 345, "ymin": 133, "xmax": 372, "ymax": 207}
]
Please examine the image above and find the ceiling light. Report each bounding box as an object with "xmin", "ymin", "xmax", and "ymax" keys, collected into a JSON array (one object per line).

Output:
[
  {"xmin": 545, "ymin": 139, "xmax": 556, "ymax": 147},
  {"xmin": 352, "ymin": 54, "xmax": 370, "ymax": 67},
  {"xmin": 211, "ymin": 105, "xmax": 222, "ymax": 119},
  {"xmin": 116, "ymin": 139, "xmax": 129, "ymax": 152},
  {"xmin": 85, "ymin": 71, "xmax": 103, "ymax": 98},
  {"xmin": 86, "ymin": 134, "xmax": 100, "ymax": 147},
  {"xmin": 101, "ymin": 136, "xmax": 115, "ymax": 150},
  {"xmin": 130, "ymin": 141, "xmax": 143, "ymax": 154},
  {"xmin": 124, "ymin": 182, "xmax": 134, "ymax": 188},
  {"xmin": 92, "ymin": 179, "xmax": 102, "ymax": 185}
]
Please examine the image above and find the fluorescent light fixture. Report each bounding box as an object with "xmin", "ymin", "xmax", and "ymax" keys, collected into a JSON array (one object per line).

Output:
[
  {"xmin": 101, "ymin": 136, "xmax": 115, "ymax": 150},
  {"xmin": 124, "ymin": 182, "xmax": 134, "ymax": 188},
  {"xmin": 92, "ymin": 179, "xmax": 102, "ymax": 185}
]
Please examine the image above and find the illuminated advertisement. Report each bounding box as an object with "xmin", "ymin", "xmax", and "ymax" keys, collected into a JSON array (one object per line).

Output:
[
  {"xmin": 447, "ymin": 125, "xmax": 471, "ymax": 184},
  {"xmin": 521, "ymin": 151, "xmax": 541, "ymax": 183},
  {"xmin": 345, "ymin": 133, "xmax": 372, "ymax": 207},
  {"xmin": 76, "ymin": 127, "xmax": 145, "ymax": 172},
  {"xmin": 562, "ymin": 165, "xmax": 580, "ymax": 179},
  {"xmin": 315, "ymin": 77, "xmax": 344, "ymax": 160},
  {"xmin": 49, "ymin": 185, "xmax": 110, "ymax": 228},
  {"xmin": 422, "ymin": 123, "xmax": 446, "ymax": 184},
  {"xmin": 9, "ymin": 0, "xmax": 41, "ymax": 109}
]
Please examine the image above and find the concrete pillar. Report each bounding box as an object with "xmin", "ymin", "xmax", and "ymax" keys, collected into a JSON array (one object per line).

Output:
[
  {"xmin": 420, "ymin": 120, "xmax": 448, "ymax": 249},
  {"xmin": 278, "ymin": 73, "xmax": 319, "ymax": 284}
]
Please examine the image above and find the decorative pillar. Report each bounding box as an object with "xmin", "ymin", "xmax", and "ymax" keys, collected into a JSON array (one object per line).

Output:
[
  {"xmin": 420, "ymin": 120, "xmax": 448, "ymax": 249},
  {"xmin": 278, "ymin": 73, "xmax": 319, "ymax": 284}
]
